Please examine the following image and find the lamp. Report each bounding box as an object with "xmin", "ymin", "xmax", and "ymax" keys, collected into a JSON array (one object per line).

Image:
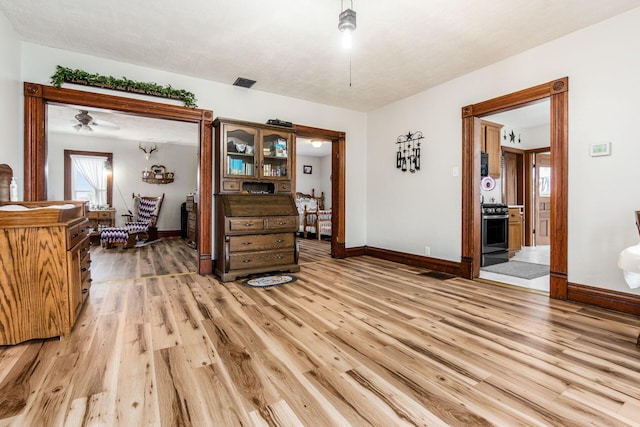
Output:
[{"xmin": 338, "ymin": 0, "xmax": 356, "ymax": 49}]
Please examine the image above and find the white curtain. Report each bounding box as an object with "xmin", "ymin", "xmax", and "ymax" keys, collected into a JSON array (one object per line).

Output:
[{"xmin": 71, "ymin": 155, "xmax": 107, "ymax": 205}]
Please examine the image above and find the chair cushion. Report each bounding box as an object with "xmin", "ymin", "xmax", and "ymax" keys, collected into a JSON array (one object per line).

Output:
[
  {"xmin": 136, "ymin": 197, "xmax": 159, "ymax": 223},
  {"xmin": 100, "ymin": 227, "xmax": 129, "ymax": 244}
]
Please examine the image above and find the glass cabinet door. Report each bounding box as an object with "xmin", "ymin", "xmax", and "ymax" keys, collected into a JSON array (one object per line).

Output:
[
  {"xmin": 224, "ymin": 125, "xmax": 257, "ymax": 178},
  {"xmin": 261, "ymin": 131, "xmax": 291, "ymax": 179}
]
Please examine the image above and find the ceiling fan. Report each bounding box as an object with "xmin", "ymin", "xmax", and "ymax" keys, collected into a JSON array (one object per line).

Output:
[
  {"xmin": 72, "ymin": 109, "xmax": 120, "ymax": 132},
  {"xmin": 73, "ymin": 110, "xmax": 96, "ymax": 131}
]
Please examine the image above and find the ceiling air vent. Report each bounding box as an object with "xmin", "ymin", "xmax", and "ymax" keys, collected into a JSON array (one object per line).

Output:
[{"xmin": 233, "ymin": 77, "xmax": 256, "ymax": 88}]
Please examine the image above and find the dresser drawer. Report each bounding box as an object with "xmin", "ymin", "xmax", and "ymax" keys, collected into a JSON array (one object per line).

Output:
[
  {"xmin": 222, "ymin": 180, "xmax": 241, "ymax": 192},
  {"xmin": 229, "ymin": 233, "xmax": 294, "ymax": 253},
  {"xmin": 67, "ymin": 221, "xmax": 89, "ymax": 248},
  {"xmin": 229, "ymin": 249, "xmax": 295, "ymax": 270},
  {"xmin": 276, "ymin": 182, "xmax": 292, "ymax": 194},
  {"xmin": 228, "ymin": 218, "xmax": 264, "ymax": 232},
  {"xmin": 266, "ymin": 216, "xmax": 297, "ymax": 230}
]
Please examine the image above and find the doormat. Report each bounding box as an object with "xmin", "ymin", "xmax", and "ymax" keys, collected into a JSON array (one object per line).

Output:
[
  {"xmin": 481, "ymin": 260, "xmax": 549, "ymax": 280},
  {"xmin": 243, "ymin": 274, "xmax": 297, "ymax": 288}
]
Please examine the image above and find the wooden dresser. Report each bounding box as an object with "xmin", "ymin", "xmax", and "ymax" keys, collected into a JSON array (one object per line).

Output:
[
  {"xmin": 215, "ymin": 194, "xmax": 299, "ymax": 282},
  {"xmin": 186, "ymin": 195, "xmax": 197, "ymax": 248},
  {"xmin": 0, "ymin": 201, "xmax": 91, "ymax": 345}
]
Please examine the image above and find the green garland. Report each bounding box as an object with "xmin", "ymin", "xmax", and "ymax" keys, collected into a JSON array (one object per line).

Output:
[{"xmin": 50, "ymin": 65, "xmax": 198, "ymax": 108}]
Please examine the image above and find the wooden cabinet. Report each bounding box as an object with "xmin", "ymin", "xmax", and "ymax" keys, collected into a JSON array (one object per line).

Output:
[
  {"xmin": 214, "ymin": 118, "xmax": 294, "ymax": 195},
  {"xmin": 88, "ymin": 208, "xmax": 116, "ymax": 229},
  {"xmin": 481, "ymin": 120, "xmax": 503, "ymax": 178},
  {"xmin": 508, "ymin": 207, "xmax": 523, "ymax": 257},
  {"xmin": 186, "ymin": 195, "xmax": 197, "ymax": 248},
  {"xmin": 0, "ymin": 202, "xmax": 91, "ymax": 345},
  {"xmin": 215, "ymin": 194, "xmax": 299, "ymax": 282}
]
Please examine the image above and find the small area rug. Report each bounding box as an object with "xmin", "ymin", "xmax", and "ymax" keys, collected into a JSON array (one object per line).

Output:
[
  {"xmin": 243, "ymin": 274, "xmax": 297, "ymax": 288},
  {"xmin": 134, "ymin": 238, "xmax": 162, "ymax": 248},
  {"xmin": 481, "ymin": 260, "xmax": 549, "ymax": 280}
]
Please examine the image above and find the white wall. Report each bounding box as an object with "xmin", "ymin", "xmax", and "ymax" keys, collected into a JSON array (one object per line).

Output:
[
  {"xmin": 47, "ymin": 132, "xmax": 198, "ymax": 231},
  {"xmin": 20, "ymin": 42, "xmax": 368, "ymax": 247},
  {"xmin": 0, "ymin": 11, "xmax": 21, "ymax": 195},
  {"xmin": 367, "ymin": 7, "xmax": 640, "ymax": 294},
  {"xmin": 296, "ymin": 154, "xmax": 331, "ymax": 206}
]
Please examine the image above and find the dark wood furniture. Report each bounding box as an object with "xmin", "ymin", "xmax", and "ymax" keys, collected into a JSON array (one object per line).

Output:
[
  {"xmin": 0, "ymin": 200, "xmax": 91, "ymax": 345},
  {"xmin": 186, "ymin": 194, "xmax": 197, "ymax": 248},
  {"xmin": 214, "ymin": 118, "xmax": 299, "ymax": 281},
  {"xmin": 213, "ymin": 117, "xmax": 294, "ymax": 195},
  {"xmin": 215, "ymin": 194, "xmax": 300, "ymax": 282}
]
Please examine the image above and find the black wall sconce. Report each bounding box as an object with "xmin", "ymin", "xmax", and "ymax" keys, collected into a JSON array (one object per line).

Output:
[{"xmin": 396, "ymin": 131, "xmax": 424, "ymax": 173}]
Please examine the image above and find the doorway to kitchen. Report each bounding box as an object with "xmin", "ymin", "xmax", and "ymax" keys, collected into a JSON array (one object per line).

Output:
[
  {"xmin": 477, "ymin": 104, "xmax": 552, "ymax": 292},
  {"xmin": 461, "ymin": 77, "xmax": 569, "ymax": 301}
]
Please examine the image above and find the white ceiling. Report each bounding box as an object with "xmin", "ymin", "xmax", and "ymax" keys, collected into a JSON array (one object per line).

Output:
[
  {"xmin": 297, "ymin": 138, "xmax": 331, "ymax": 158},
  {"xmin": 2, "ymin": 1, "xmax": 640, "ymax": 112},
  {"xmin": 47, "ymin": 103, "xmax": 199, "ymax": 145}
]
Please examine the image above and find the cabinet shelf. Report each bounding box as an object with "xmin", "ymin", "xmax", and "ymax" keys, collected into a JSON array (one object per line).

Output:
[{"xmin": 142, "ymin": 176, "xmax": 174, "ymax": 184}]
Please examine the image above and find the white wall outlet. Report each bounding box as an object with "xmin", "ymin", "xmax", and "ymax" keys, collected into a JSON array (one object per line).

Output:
[
  {"xmin": 452, "ymin": 166, "xmax": 459, "ymax": 177},
  {"xmin": 425, "ymin": 246, "xmax": 431, "ymax": 256}
]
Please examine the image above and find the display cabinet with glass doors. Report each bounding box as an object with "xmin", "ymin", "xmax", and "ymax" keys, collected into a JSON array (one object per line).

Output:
[{"xmin": 214, "ymin": 118, "xmax": 294, "ymax": 195}]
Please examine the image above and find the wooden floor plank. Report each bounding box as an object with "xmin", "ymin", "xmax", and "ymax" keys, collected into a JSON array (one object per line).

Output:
[{"xmin": 1, "ymin": 237, "xmax": 639, "ymax": 426}]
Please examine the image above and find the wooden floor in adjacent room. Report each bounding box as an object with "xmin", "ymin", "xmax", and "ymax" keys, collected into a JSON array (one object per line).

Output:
[{"xmin": 1, "ymin": 237, "xmax": 639, "ymax": 426}]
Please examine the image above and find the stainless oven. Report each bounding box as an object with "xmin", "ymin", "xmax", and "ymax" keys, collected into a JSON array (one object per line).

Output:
[{"xmin": 481, "ymin": 204, "xmax": 509, "ymax": 266}]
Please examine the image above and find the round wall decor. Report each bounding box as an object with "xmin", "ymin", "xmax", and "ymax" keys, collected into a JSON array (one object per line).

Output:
[{"xmin": 481, "ymin": 176, "xmax": 496, "ymax": 191}]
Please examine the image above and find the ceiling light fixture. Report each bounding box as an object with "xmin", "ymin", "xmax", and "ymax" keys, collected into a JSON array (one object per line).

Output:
[
  {"xmin": 311, "ymin": 140, "xmax": 324, "ymax": 148},
  {"xmin": 74, "ymin": 110, "xmax": 96, "ymax": 132},
  {"xmin": 338, "ymin": 0, "xmax": 357, "ymax": 49}
]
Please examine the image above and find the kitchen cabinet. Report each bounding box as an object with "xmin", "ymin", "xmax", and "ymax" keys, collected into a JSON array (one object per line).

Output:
[
  {"xmin": 214, "ymin": 118, "xmax": 294, "ymax": 195},
  {"xmin": 508, "ymin": 206, "xmax": 523, "ymax": 257},
  {"xmin": 481, "ymin": 120, "xmax": 503, "ymax": 178}
]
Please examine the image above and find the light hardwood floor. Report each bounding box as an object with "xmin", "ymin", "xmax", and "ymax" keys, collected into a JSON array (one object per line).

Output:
[{"xmin": 1, "ymin": 237, "xmax": 639, "ymax": 426}]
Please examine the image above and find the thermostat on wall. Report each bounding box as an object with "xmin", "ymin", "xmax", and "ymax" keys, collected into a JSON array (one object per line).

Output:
[{"xmin": 590, "ymin": 142, "xmax": 611, "ymax": 157}]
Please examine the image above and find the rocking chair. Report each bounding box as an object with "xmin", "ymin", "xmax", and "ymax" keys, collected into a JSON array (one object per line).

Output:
[{"xmin": 101, "ymin": 193, "xmax": 164, "ymax": 248}]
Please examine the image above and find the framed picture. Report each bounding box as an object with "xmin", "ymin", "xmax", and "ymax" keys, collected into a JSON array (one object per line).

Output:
[{"xmin": 303, "ymin": 165, "xmax": 312, "ymax": 174}]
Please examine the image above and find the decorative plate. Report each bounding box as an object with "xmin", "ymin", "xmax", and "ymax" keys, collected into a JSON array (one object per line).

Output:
[{"xmin": 481, "ymin": 176, "xmax": 496, "ymax": 191}]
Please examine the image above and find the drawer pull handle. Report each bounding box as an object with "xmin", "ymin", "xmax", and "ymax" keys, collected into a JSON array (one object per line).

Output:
[
  {"xmin": 243, "ymin": 223, "xmax": 253, "ymax": 227},
  {"xmin": 276, "ymin": 239, "xmax": 284, "ymax": 243},
  {"xmin": 72, "ymin": 233, "xmax": 79, "ymax": 238},
  {"xmin": 277, "ymin": 222, "xmax": 286, "ymax": 225},
  {"xmin": 82, "ymin": 288, "xmax": 88, "ymax": 294},
  {"xmin": 81, "ymin": 267, "xmax": 88, "ymax": 272},
  {"xmin": 275, "ymin": 255, "xmax": 283, "ymax": 260},
  {"xmin": 242, "ymin": 242, "xmax": 252, "ymax": 245},
  {"xmin": 242, "ymin": 259, "xmax": 252, "ymax": 263}
]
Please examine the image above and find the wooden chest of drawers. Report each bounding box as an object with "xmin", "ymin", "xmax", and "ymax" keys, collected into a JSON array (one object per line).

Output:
[
  {"xmin": 215, "ymin": 194, "xmax": 299, "ymax": 281},
  {"xmin": 0, "ymin": 202, "xmax": 92, "ymax": 345}
]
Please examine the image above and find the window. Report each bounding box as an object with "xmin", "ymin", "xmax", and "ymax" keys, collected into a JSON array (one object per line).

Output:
[{"xmin": 64, "ymin": 150, "xmax": 113, "ymax": 207}]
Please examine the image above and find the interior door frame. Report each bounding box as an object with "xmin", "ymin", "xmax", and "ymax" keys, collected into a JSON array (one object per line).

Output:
[
  {"xmin": 23, "ymin": 82, "xmax": 214, "ymax": 274},
  {"xmin": 461, "ymin": 77, "xmax": 568, "ymax": 300},
  {"xmin": 293, "ymin": 124, "xmax": 346, "ymax": 258}
]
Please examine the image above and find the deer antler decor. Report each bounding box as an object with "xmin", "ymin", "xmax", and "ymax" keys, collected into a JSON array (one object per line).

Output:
[{"xmin": 139, "ymin": 143, "xmax": 158, "ymax": 160}]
